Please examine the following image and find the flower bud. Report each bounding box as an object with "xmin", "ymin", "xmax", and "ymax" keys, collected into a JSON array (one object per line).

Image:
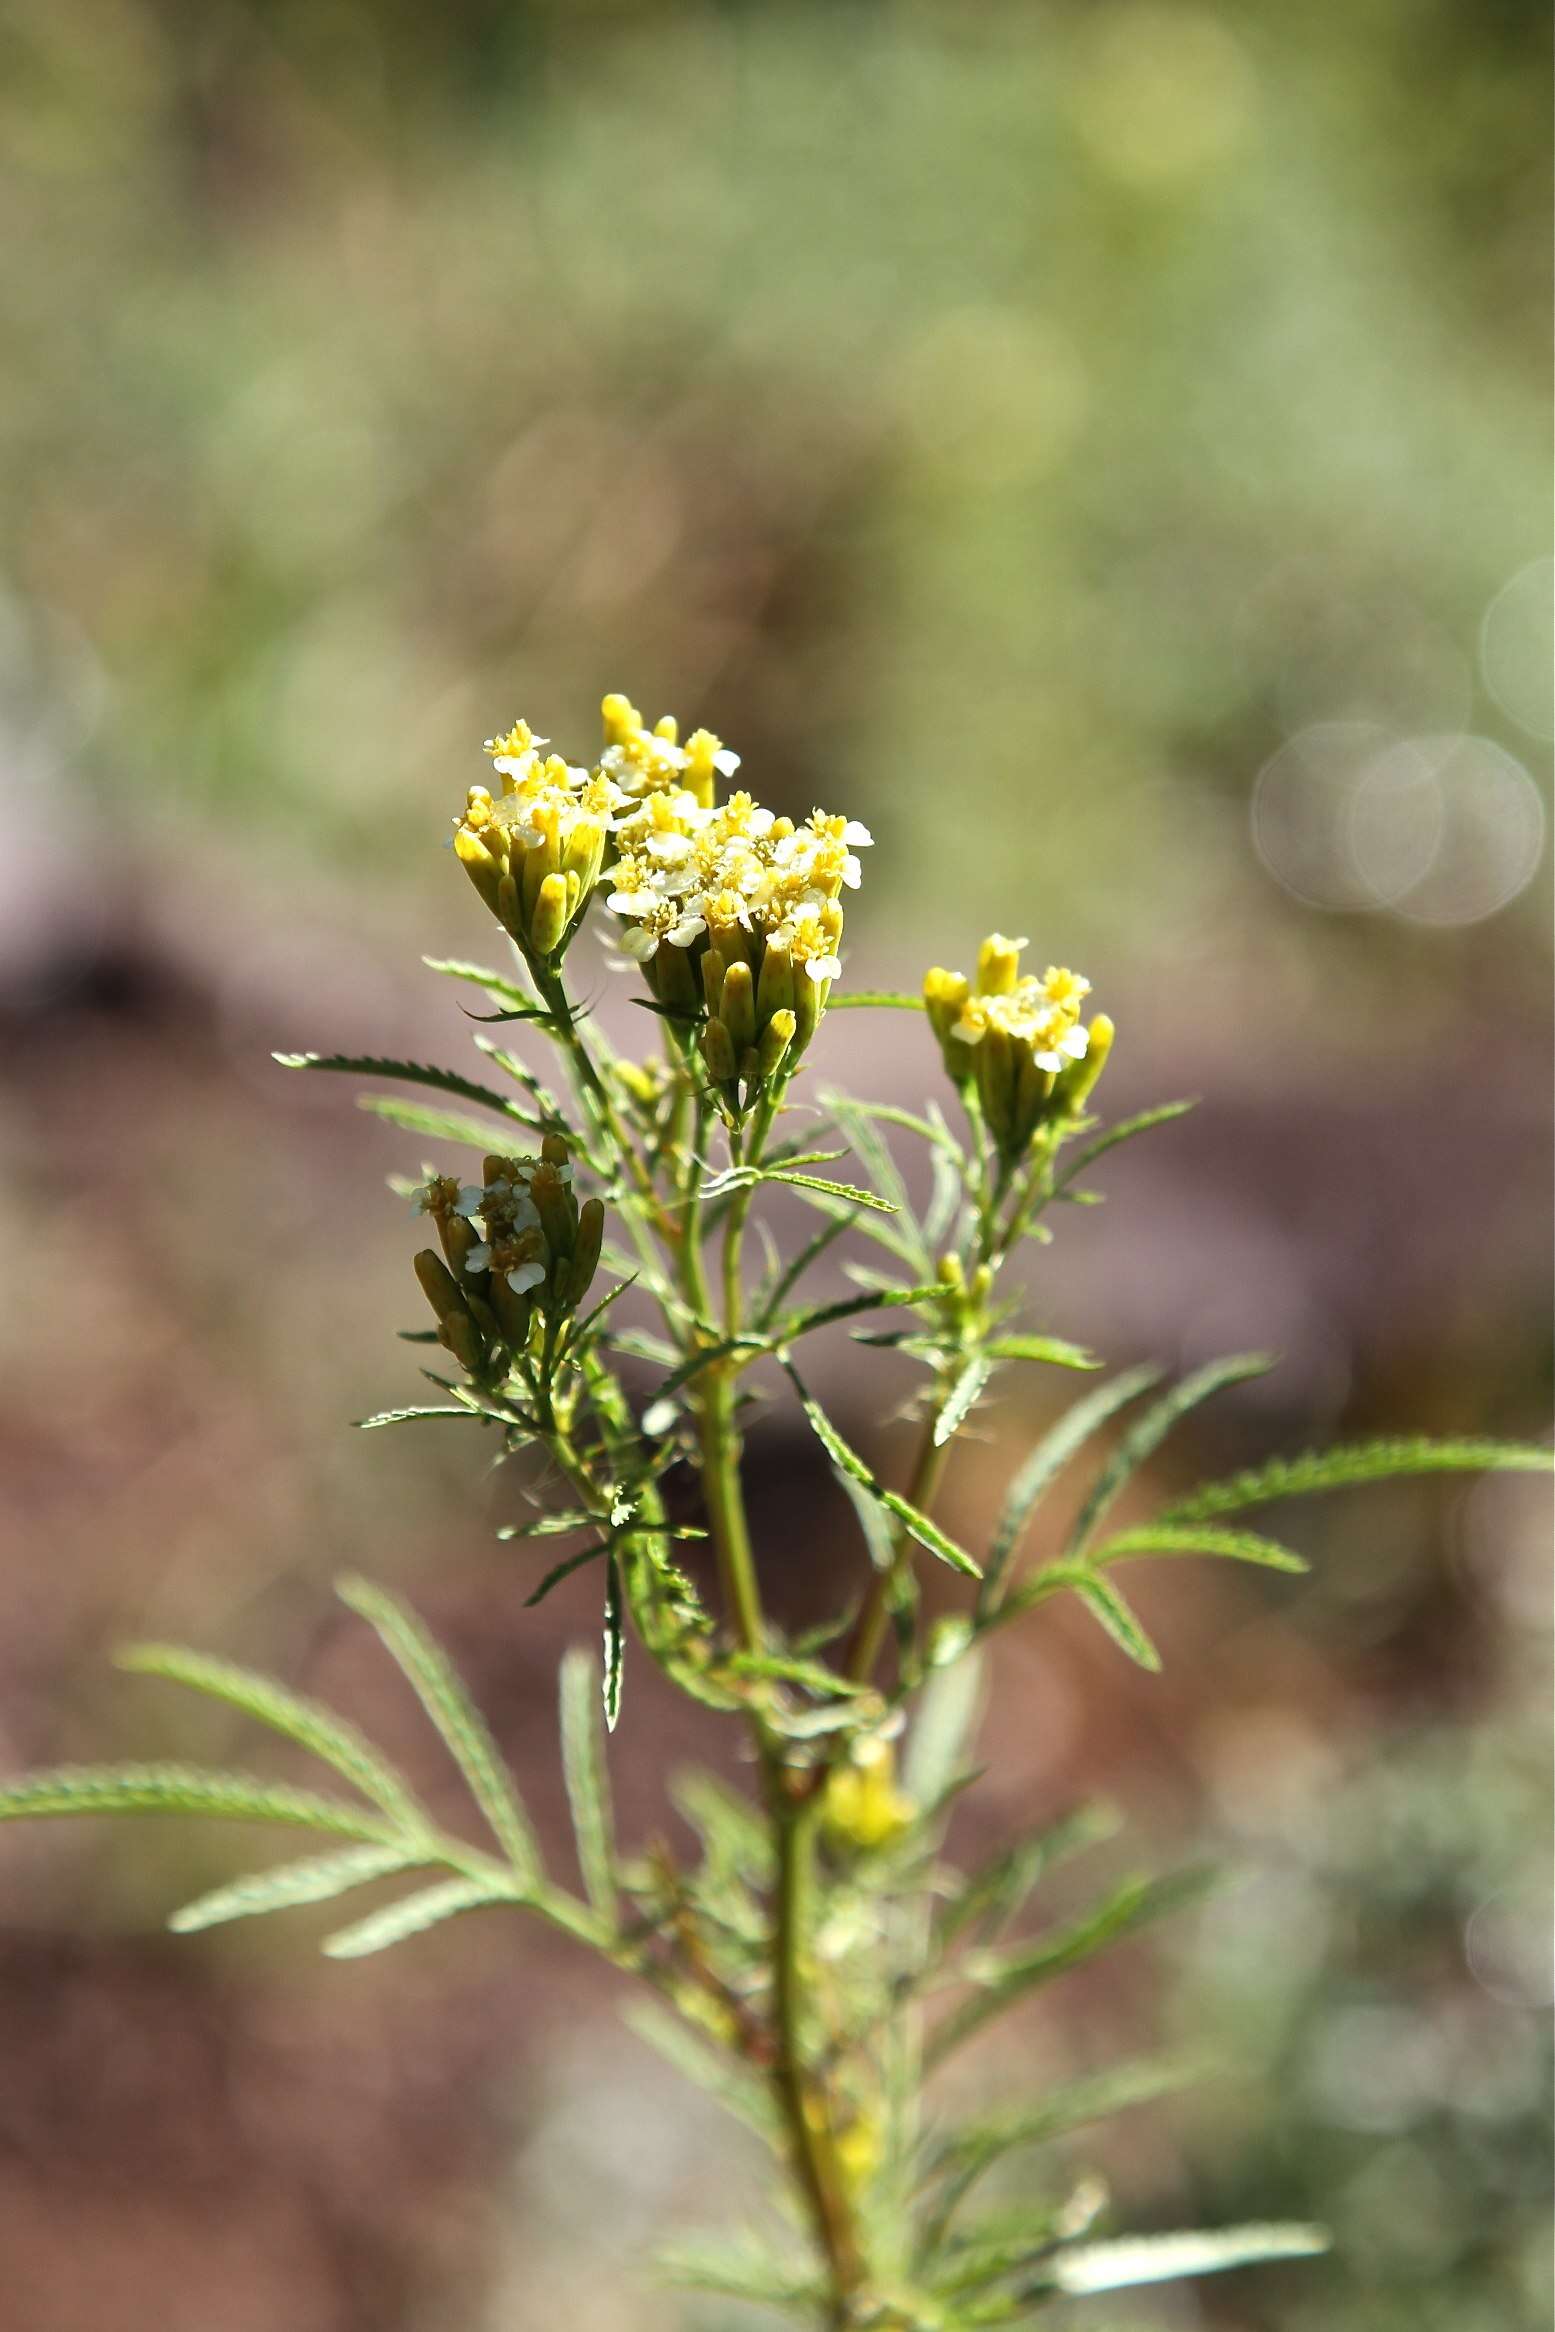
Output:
[
  {"xmin": 414, "ymin": 1248, "xmax": 464, "ymax": 1324},
  {"xmin": 720, "ymin": 960, "xmax": 756, "ymax": 1052},
  {"xmin": 565, "ymin": 1196, "xmax": 605, "ymax": 1308},
  {"xmin": 528, "ymin": 871, "xmax": 572, "ymax": 959},
  {"xmin": 758, "ymin": 1008, "xmax": 796, "ymax": 1077},
  {"xmin": 701, "ymin": 1015, "xmax": 737, "ymax": 1086}
]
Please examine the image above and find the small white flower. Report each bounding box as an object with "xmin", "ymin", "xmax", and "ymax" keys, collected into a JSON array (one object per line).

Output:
[
  {"xmin": 463, "ymin": 1241, "xmax": 493, "ymax": 1272},
  {"xmin": 507, "ymin": 1259, "xmax": 547, "ymax": 1294},
  {"xmin": 454, "ymin": 1186, "xmax": 484, "ymax": 1216},
  {"xmin": 843, "ymin": 821, "xmax": 873, "ymax": 847},
  {"xmin": 806, "ymin": 954, "xmax": 842, "ymax": 982}
]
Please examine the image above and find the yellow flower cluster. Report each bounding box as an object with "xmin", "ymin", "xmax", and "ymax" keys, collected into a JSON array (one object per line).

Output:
[
  {"xmin": 925, "ymin": 935, "xmax": 1113, "ymax": 1162},
  {"xmin": 453, "ymin": 722, "xmax": 616, "ymax": 965},
  {"xmin": 607, "ymin": 785, "xmax": 870, "ymax": 1112}
]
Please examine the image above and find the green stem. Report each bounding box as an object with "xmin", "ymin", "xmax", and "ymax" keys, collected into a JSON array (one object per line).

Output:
[
  {"xmin": 843, "ymin": 1406, "xmax": 952, "ymax": 1687},
  {"xmin": 772, "ymin": 1795, "xmax": 867, "ymax": 2323}
]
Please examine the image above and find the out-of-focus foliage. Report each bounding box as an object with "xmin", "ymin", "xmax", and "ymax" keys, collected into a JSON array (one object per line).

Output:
[{"xmin": 1, "ymin": 0, "xmax": 1547, "ymax": 994}]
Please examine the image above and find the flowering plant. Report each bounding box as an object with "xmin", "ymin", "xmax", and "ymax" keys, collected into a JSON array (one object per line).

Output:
[{"xmin": 6, "ymin": 694, "xmax": 1546, "ymax": 2329}]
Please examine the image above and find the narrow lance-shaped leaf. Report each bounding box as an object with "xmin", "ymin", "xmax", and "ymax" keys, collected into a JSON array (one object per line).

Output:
[
  {"xmin": 115, "ymin": 1644, "xmax": 426, "ymax": 1828},
  {"xmin": 273, "ymin": 1051, "xmax": 535, "ymax": 1127},
  {"xmin": 1069, "ymin": 1571, "xmax": 1162, "ymax": 1671},
  {"xmin": 1049, "ymin": 2223, "xmax": 1329, "ymax": 2296},
  {"xmin": 927, "ymin": 1868, "xmax": 1211, "ymax": 2066},
  {"xmin": 322, "ymin": 1876, "xmax": 507, "ymax": 1959},
  {"xmin": 354, "ymin": 1406, "xmax": 484, "ymax": 1430},
  {"xmin": 421, "ymin": 955, "xmax": 536, "ymax": 1016},
  {"xmin": 1052, "ymin": 1099, "xmax": 1197, "ymax": 1191},
  {"xmin": 935, "ymin": 1355, "xmax": 992, "ymax": 1447},
  {"xmin": 357, "ymin": 1096, "xmax": 533, "ymax": 1150},
  {"xmin": 903, "ymin": 1647, "xmax": 986, "ymax": 1810},
  {"xmin": 560, "ymin": 1649, "xmax": 617, "ymax": 1925},
  {"xmin": 979, "ymin": 1365, "xmax": 1165, "ymax": 1618},
  {"xmin": 1093, "ymin": 1523, "xmax": 1308, "ymax": 1573},
  {"xmin": 786, "ymin": 1363, "xmax": 982, "ymax": 1580},
  {"xmin": 983, "ymin": 1335, "xmax": 1101, "ymax": 1369},
  {"xmin": 0, "ymin": 1763, "xmax": 397, "ymax": 1842},
  {"xmin": 337, "ymin": 1577, "xmax": 540, "ymax": 1883},
  {"xmin": 601, "ymin": 1554, "xmax": 625, "ymax": 1733},
  {"xmin": 1064, "ymin": 1354, "xmax": 1277, "ymax": 1557},
  {"xmin": 169, "ymin": 1842, "xmax": 423, "ymax": 1934},
  {"xmin": 1157, "ymin": 1435, "xmax": 1554, "ymax": 1525},
  {"xmin": 931, "ymin": 1801, "xmax": 1120, "ymax": 1961}
]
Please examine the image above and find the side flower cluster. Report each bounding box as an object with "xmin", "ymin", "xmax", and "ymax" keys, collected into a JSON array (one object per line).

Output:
[
  {"xmin": 411, "ymin": 1135, "xmax": 604, "ymax": 1376},
  {"xmin": 925, "ymin": 934, "xmax": 1113, "ymax": 1164}
]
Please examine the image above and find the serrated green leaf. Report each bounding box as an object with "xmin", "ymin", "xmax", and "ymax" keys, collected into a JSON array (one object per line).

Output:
[
  {"xmin": 927, "ymin": 1869, "xmax": 1210, "ymax": 2065},
  {"xmin": 979, "ymin": 1365, "xmax": 1165, "ymax": 1618},
  {"xmin": 935, "ymin": 1355, "xmax": 992, "ymax": 1447},
  {"xmin": 787, "ymin": 1365, "xmax": 982, "ymax": 1579},
  {"xmin": 602, "ymin": 1553, "xmax": 625, "ymax": 1733},
  {"xmin": 337, "ymin": 1577, "xmax": 539, "ymax": 1882},
  {"xmin": 273, "ymin": 1051, "xmax": 534, "ymax": 1127},
  {"xmin": 927, "ymin": 2054, "xmax": 1207, "ymax": 2184},
  {"xmin": 524, "ymin": 1541, "xmax": 610, "ymax": 1607},
  {"xmin": 984, "ymin": 1336, "xmax": 1101, "ymax": 1369},
  {"xmin": 881, "ymin": 1490, "xmax": 981, "ymax": 1578},
  {"xmin": 1049, "ymin": 2223, "xmax": 1329, "ymax": 2294},
  {"xmin": 115, "ymin": 1645, "xmax": 424, "ymax": 1828},
  {"xmin": 1070, "ymin": 1573, "xmax": 1161, "ymax": 1670},
  {"xmin": 169, "ymin": 1842, "xmax": 421, "ymax": 1933},
  {"xmin": 1054, "ymin": 1100, "xmax": 1196, "ymax": 1190},
  {"xmin": 0, "ymin": 1763, "xmax": 396, "ymax": 1841},
  {"xmin": 321, "ymin": 1876, "xmax": 505, "ymax": 1958},
  {"xmin": 932, "ymin": 1802, "xmax": 1120, "ymax": 1960},
  {"xmin": 1158, "ymin": 1435, "xmax": 1554, "ymax": 1525},
  {"xmin": 764, "ymin": 1171, "xmax": 899, "ymax": 1213},
  {"xmin": 560, "ymin": 1649, "xmax": 617, "ymax": 1926},
  {"xmin": 1094, "ymin": 1524, "xmax": 1307, "ymax": 1573},
  {"xmin": 353, "ymin": 1405, "xmax": 482, "ymax": 1429},
  {"xmin": 420, "ymin": 956, "xmax": 535, "ymax": 1015},
  {"xmin": 781, "ymin": 1283, "xmax": 942, "ymax": 1341},
  {"xmin": 1065, "ymin": 1354, "xmax": 1277, "ymax": 1556},
  {"xmin": 356, "ymin": 1096, "xmax": 524, "ymax": 1150}
]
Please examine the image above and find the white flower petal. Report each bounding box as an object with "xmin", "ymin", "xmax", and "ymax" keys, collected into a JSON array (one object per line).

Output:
[
  {"xmin": 712, "ymin": 749, "xmax": 742, "ymax": 777},
  {"xmin": 463, "ymin": 1242, "xmax": 493, "ymax": 1272},
  {"xmin": 618, "ymin": 927, "xmax": 659, "ymax": 961},
  {"xmin": 842, "ymin": 821, "xmax": 873, "ymax": 846},
  {"xmin": 507, "ymin": 1260, "xmax": 547, "ymax": 1294},
  {"xmin": 1060, "ymin": 1025, "xmax": 1090, "ymax": 1059},
  {"xmin": 805, "ymin": 954, "xmax": 841, "ymax": 982}
]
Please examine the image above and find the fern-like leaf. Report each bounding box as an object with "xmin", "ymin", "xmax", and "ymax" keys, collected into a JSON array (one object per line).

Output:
[
  {"xmin": 169, "ymin": 1842, "xmax": 422, "ymax": 1933},
  {"xmin": 116, "ymin": 1644, "xmax": 425, "ymax": 1827},
  {"xmin": 0, "ymin": 1763, "xmax": 397, "ymax": 1841},
  {"xmin": 1158, "ymin": 1435, "xmax": 1553, "ymax": 1525},
  {"xmin": 337, "ymin": 1577, "xmax": 540, "ymax": 1882},
  {"xmin": 322, "ymin": 1876, "xmax": 507, "ymax": 1959},
  {"xmin": 560, "ymin": 1649, "xmax": 617, "ymax": 1926},
  {"xmin": 1064, "ymin": 1354, "xmax": 1277, "ymax": 1555}
]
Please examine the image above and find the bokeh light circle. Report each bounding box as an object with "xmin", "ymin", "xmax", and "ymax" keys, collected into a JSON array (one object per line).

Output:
[
  {"xmin": 1480, "ymin": 557, "xmax": 1554, "ymax": 743},
  {"xmin": 1251, "ymin": 721, "xmax": 1390, "ymax": 910},
  {"xmin": 1372, "ymin": 734, "xmax": 1546, "ymax": 925}
]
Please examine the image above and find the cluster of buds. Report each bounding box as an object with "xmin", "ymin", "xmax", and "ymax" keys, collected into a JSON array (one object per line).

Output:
[
  {"xmin": 453, "ymin": 724, "xmax": 618, "ymax": 968},
  {"xmin": 925, "ymin": 935, "xmax": 1113, "ymax": 1165},
  {"xmin": 411, "ymin": 1134, "xmax": 604, "ymax": 1376},
  {"xmin": 607, "ymin": 789, "xmax": 872, "ymax": 1121}
]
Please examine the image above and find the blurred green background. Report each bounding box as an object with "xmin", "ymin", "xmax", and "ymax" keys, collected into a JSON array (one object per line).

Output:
[{"xmin": 0, "ymin": 2, "xmax": 1549, "ymax": 2328}]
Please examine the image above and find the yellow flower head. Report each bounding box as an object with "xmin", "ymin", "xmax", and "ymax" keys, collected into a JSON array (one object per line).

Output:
[{"xmin": 924, "ymin": 936, "xmax": 1108, "ymax": 1161}]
